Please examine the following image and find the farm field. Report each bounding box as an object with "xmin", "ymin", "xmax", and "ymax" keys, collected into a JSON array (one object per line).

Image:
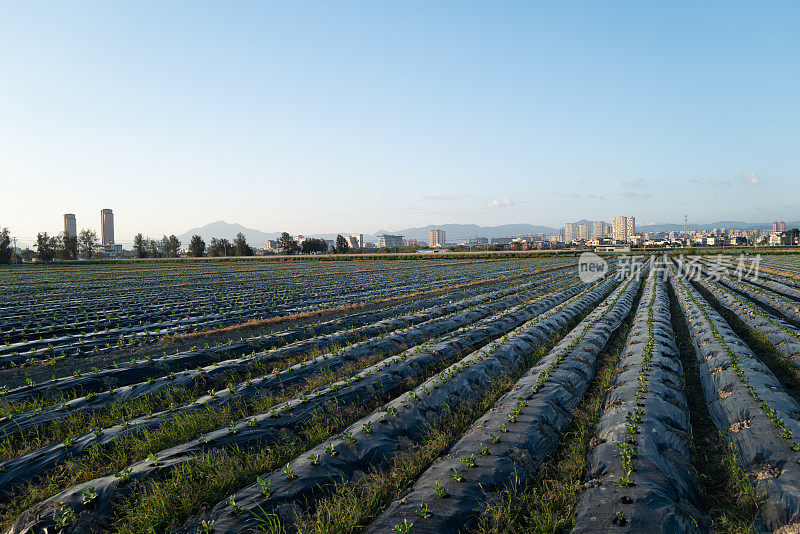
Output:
[{"xmin": 6, "ymin": 255, "xmax": 800, "ymax": 533}]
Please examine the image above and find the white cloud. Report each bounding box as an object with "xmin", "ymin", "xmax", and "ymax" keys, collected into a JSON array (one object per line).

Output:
[
  {"xmin": 488, "ymin": 198, "xmax": 514, "ymax": 208},
  {"xmin": 709, "ymin": 179, "xmax": 730, "ymax": 187},
  {"xmin": 742, "ymin": 172, "xmax": 761, "ymax": 185}
]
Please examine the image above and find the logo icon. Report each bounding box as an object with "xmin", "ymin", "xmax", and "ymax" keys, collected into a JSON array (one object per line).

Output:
[{"xmin": 578, "ymin": 252, "xmax": 608, "ymax": 283}]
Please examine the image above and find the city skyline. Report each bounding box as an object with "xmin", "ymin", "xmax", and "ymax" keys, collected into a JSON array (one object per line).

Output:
[
  {"xmin": 3, "ymin": 3, "xmax": 799, "ymax": 241},
  {"xmin": 6, "ymin": 211, "xmax": 799, "ymax": 249}
]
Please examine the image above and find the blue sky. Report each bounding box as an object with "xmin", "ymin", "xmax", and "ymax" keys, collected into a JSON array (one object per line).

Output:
[{"xmin": 2, "ymin": 1, "xmax": 798, "ymax": 244}]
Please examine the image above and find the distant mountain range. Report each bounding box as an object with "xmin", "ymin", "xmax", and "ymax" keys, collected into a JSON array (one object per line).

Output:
[{"xmin": 177, "ymin": 220, "xmax": 800, "ymax": 248}]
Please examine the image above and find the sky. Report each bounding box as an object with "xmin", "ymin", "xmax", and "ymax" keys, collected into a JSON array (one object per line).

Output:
[{"xmin": 2, "ymin": 1, "xmax": 799, "ymax": 245}]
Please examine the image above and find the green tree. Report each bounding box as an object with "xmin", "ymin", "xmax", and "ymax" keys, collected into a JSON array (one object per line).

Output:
[
  {"xmin": 35, "ymin": 232, "xmax": 56, "ymax": 262},
  {"xmin": 188, "ymin": 235, "xmax": 205, "ymax": 257},
  {"xmin": 60, "ymin": 231, "xmax": 78, "ymax": 260},
  {"xmin": 335, "ymin": 234, "xmax": 350, "ymax": 254},
  {"xmin": 169, "ymin": 235, "xmax": 181, "ymax": 257},
  {"xmin": 233, "ymin": 232, "xmax": 253, "ymax": 256},
  {"xmin": 160, "ymin": 235, "xmax": 181, "ymax": 257},
  {"xmin": 161, "ymin": 235, "xmax": 171, "ymax": 257},
  {"xmin": 133, "ymin": 233, "xmax": 147, "ymax": 258},
  {"xmin": 20, "ymin": 248, "xmax": 35, "ymax": 262},
  {"xmin": 0, "ymin": 228, "xmax": 11, "ymax": 264},
  {"xmin": 301, "ymin": 238, "xmax": 327, "ymax": 254},
  {"xmin": 147, "ymin": 238, "xmax": 160, "ymax": 258},
  {"xmin": 78, "ymin": 229, "xmax": 99, "ymax": 259},
  {"xmin": 208, "ymin": 238, "xmax": 234, "ymax": 257},
  {"xmin": 278, "ymin": 232, "xmax": 299, "ymax": 255}
]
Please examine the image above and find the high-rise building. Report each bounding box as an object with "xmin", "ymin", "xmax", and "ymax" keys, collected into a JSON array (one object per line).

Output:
[
  {"xmin": 578, "ymin": 223, "xmax": 590, "ymax": 241},
  {"xmin": 773, "ymin": 221, "xmax": 786, "ymax": 233},
  {"xmin": 429, "ymin": 229, "xmax": 446, "ymax": 247},
  {"xmin": 612, "ymin": 216, "xmax": 627, "ymax": 243},
  {"xmin": 64, "ymin": 214, "xmax": 77, "ymax": 238},
  {"xmin": 101, "ymin": 209, "xmax": 114, "ymax": 245},
  {"xmin": 626, "ymin": 216, "xmax": 636, "ymax": 239},
  {"xmin": 564, "ymin": 223, "xmax": 578, "ymax": 243},
  {"xmin": 592, "ymin": 221, "xmax": 606, "ymax": 240}
]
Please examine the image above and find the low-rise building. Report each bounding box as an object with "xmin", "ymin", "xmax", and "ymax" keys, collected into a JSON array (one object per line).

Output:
[
  {"xmin": 102, "ymin": 243, "xmax": 123, "ymax": 258},
  {"xmin": 769, "ymin": 233, "xmax": 791, "ymax": 246},
  {"xmin": 377, "ymin": 234, "xmax": 404, "ymax": 248}
]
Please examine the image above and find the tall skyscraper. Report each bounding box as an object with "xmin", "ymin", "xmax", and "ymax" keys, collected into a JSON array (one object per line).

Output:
[
  {"xmin": 626, "ymin": 216, "xmax": 636, "ymax": 238},
  {"xmin": 611, "ymin": 216, "xmax": 635, "ymax": 243},
  {"xmin": 64, "ymin": 214, "xmax": 77, "ymax": 238},
  {"xmin": 429, "ymin": 229, "xmax": 446, "ymax": 247},
  {"xmin": 774, "ymin": 221, "xmax": 786, "ymax": 233},
  {"xmin": 101, "ymin": 209, "xmax": 114, "ymax": 245},
  {"xmin": 564, "ymin": 223, "xmax": 578, "ymax": 243},
  {"xmin": 592, "ymin": 221, "xmax": 606, "ymax": 240},
  {"xmin": 578, "ymin": 223, "xmax": 590, "ymax": 241},
  {"xmin": 612, "ymin": 216, "xmax": 627, "ymax": 243}
]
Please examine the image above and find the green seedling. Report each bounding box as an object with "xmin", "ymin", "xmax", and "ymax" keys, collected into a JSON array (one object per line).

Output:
[
  {"xmin": 226, "ymin": 495, "xmax": 241, "ymax": 515},
  {"xmin": 282, "ymin": 464, "xmax": 297, "ymax": 480},
  {"xmin": 54, "ymin": 506, "xmax": 74, "ymax": 530},
  {"xmin": 257, "ymin": 476, "xmax": 272, "ymax": 497},
  {"xmin": 416, "ymin": 502, "xmax": 432, "ymax": 518},
  {"xmin": 82, "ymin": 487, "xmax": 98, "ymax": 505}
]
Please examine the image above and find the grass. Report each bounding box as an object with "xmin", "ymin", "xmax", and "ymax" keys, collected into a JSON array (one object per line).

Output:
[
  {"xmin": 0, "ymin": 344, "xmax": 399, "ymax": 529},
  {"xmin": 113, "ymin": 400, "xmax": 370, "ymax": 534},
  {"xmin": 115, "ymin": 320, "xmax": 579, "ymax": 534},
  {"xmin": 0, "ymin": 279, "xmax": 548, "ymax": 456},
  {"xmin": 475, "ymin": 288, "xmax": 638, "ymax": 533},
  {"xmin": 287, "ymin": 290, "xmax": 609, "ymax": 534},
  {"xmin": 0, "ymin": 383, "xmax": 204, "ymax": 461},
  {"xmin": 292, "ymin": 348, "xmax": 557, "ymax": 534},
  {"xmin": 0, "ymin": 299, "xmax": 536, "ymax": 531},
  {"xmin": 667, "ymin": 281, "xmax": 761, "ymax": 533},
  {"xmin": 693, "ymin": 281, "xmax": 800, "ymax": 402}
]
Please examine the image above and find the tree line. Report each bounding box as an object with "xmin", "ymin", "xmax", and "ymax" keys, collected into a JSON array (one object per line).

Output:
[
  {"xmin": 132, "ymin": 234, "xmax": 182, "ymax": 258},
  {"xmin": 0, "ymin": 228, "xmax": 381, "ymax": 264},
  {"xmin": 0, "ymin": 227, "xmax": 102, "ymax": 263}
]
